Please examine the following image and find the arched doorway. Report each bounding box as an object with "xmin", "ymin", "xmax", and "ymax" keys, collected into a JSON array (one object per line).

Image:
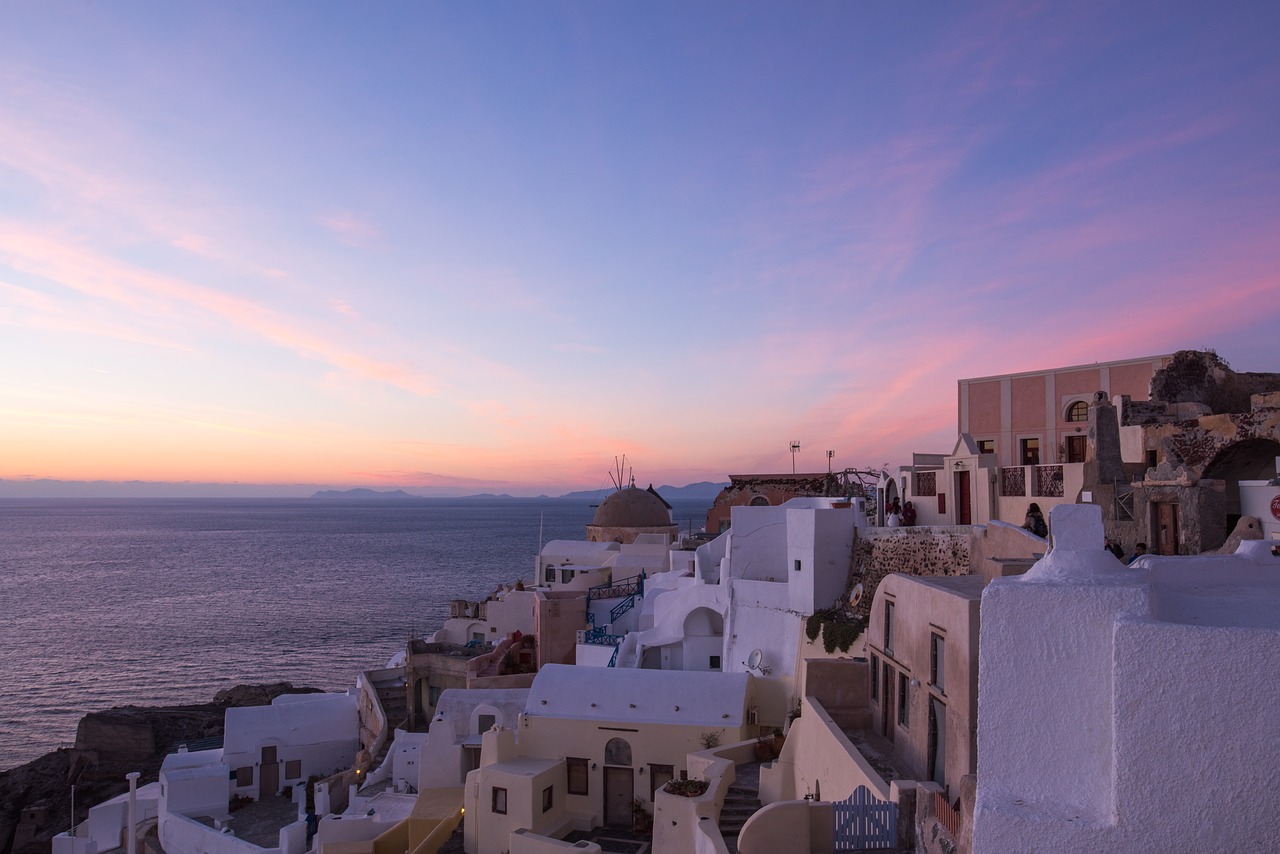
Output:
[{"xmin": 603, "ymin": 738, "xmax": 633, "ymax": 827}]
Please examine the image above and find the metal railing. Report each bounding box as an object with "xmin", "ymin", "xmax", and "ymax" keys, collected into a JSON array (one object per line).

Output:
[
  {"xmin": 1033, "ymin": 465, "xmax": 1064, "ymax": 497},
  {"xmin": 933, "ymin": 790, "xmax": 961, "ymax": 836},
  {"xmin": 588, "ymin": 572, "xmax": 645, "ymax": 601},
  {"xmin": 1000, "ymin": 467, "xmax": 1026, "ymax": 496}
]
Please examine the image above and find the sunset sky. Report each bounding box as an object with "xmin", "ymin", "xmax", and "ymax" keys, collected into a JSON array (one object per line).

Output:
[{"xmin": 1, "ymin": 2, "xmax": 1277, "ymax": 496}]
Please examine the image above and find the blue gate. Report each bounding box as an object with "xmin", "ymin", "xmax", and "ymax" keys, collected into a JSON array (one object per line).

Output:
[{"xmin": 834, "ymin": 785, "xmax": 897, "ymax": 850}]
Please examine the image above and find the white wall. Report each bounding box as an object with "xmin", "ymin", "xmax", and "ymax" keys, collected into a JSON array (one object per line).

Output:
[{"xmin": 973, "ymin": 505, "xmax": 1280, "ymax": 853}]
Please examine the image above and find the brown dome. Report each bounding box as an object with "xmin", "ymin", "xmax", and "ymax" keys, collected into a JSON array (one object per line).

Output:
[{"xmin": 591, "ymin": 487, "xmax": 672, "ymax": 528}]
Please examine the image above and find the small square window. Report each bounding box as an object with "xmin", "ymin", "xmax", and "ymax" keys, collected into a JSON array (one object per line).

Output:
[
  {"xmin": 977, "ymin": 439, "xmax": 995, "ymax": 455},
  {"xmin": 492, "ymin": 787, "xmax": 507, "ymax": 815},
  {"xmin": 542, "ymin": 785, "xmax": 554, "ymax": 813},
  {"xmin": 709, "ymin": 655, "xmax": 721, "ymax": 671},
  {"xmin": 794, "ymin": 559, "xmax": 802, "ymax": 572},
  {"xmin": 235, "ymin": 766, "xmax": 253, "ymax": 787},
  {"xmin": 285, "ymin": 759, "xmax": 302, "ymax": 780}
]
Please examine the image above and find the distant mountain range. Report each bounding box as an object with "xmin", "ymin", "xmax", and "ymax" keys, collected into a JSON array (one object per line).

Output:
[{"xmin": 310, "ymin": 481, "xmax": 729, "ymax": 502}]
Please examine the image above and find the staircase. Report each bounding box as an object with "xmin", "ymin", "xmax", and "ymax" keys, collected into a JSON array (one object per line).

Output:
[
  {"xmin": 371, "ymin": 676, "xmax": 408, "ymax": 768},
  {"xmin": 718, "ymin": 783, "xmax": 761, "ymax": 853}
]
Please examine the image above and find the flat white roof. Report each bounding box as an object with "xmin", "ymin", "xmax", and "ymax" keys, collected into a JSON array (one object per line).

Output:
[{"xmin": 526, "ymin": 664, "xmax": 749, "ymax": 727}]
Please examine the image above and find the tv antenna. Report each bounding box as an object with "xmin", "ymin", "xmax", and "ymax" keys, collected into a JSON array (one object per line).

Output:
[
  {"xmin": 827, "ymin": 450, "xmax": 834, "ymax": 474},
  {"xmin": 790, "ymin": 441, "xmax": 801, "ymax": 474}
]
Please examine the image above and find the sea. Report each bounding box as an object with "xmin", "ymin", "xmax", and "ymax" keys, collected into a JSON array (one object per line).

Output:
[{"xmin": 0, "ymin": 496, "xmax": 713, "ymax": 772}]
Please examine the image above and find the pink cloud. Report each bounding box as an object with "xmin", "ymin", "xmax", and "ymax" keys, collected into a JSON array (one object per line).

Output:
[
  {"xmin": 317, "ymin": 210, "xmax": 381, "ymax": 248},
  {"xmin": 0, "ymin": 223, "xmax": 439, "ymax": 397}
]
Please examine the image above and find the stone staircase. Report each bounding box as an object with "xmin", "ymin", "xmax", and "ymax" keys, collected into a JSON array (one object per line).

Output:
[
  {"xmin": 371, "ymin": 676, "xmax": 408, "ymax": 768},
  {"xmin": 718, "ymin": 783, "xmax": 761, "ymax": 853}
]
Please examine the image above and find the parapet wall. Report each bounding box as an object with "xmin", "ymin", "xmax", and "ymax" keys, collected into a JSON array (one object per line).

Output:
[{"xmin": 852, "ymin": 527, "xmax": 972, "ymax": 616}]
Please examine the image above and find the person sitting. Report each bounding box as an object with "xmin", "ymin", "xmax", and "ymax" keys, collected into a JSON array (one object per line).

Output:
[{"xmin": 1023, "ymin": 502, "xmax": 1047, "ymax": 537}]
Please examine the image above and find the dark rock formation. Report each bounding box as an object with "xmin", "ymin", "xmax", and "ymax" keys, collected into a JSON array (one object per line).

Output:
[{"xmin": 0, "ymin": 683, "xmax": 320, "ymax": 854}]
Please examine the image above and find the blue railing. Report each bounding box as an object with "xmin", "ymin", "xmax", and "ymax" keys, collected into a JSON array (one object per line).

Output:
[
  {"xmin": 581, "ymin": 625, "xmax": 625, "ymax": 646},
  {"xmin": 588, "ymin": 572, "xmax": 646, "ymax": 601},
  {"xmin": 610, "ymin": 594, "xmax": 637, "ymax": 624}
]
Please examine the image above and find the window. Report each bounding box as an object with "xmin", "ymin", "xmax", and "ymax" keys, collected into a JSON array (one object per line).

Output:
[
  {"xmin": 1066, "ymin": 400, "xmax": 1089, "ymax": 422},
  {"xmin": 884, "ymin": 601, "xmax": 895, "ymax": 654},
  {"xmin": 235, "ymin": 766, "xmax": 253, "ymax": 786},
  {"xmin": 561, "ymin": 569, "xmax": 573, "ymax": 584},
  {"xmin": 930, "ymin": 633, "xmax": 945, "ymax": 693},
  {"xmin": 285, "ymin": 759, "xmax": 302, "ymax": 780},
  {"xmin": 709, "ymin": 655, "xmax": 721, "ymax": 670},
  {"xmin": 428, "ymin": 685, "xmax": 443, "ymax": 706},
  {"xmin": 477, "ymin": 714, "xmax": 496, "ymax": 734},
  {"xmin": 542, "ymin": 785, "xmax": 554, "ymax": 813},
  {"xmin": 492, "ymin": 787, "xmax": 507, "ymax": 814},
  {"xmin": 870, "ymin": 653, "xmax": 879, "ymax": 702},
  {"xmin": 915, "ymin": 471, "xmax": 937, "ymax": 496},
  {"xmin": 567, "ymin": 758, "xmax": 589, "ymax": 795},
  {"xmin": 1021, "ymin": 438, "xmax": 1040, "ymax": 465},
  {"xmin": 897, "ymin": 672, "xmax": 910, "ymax": 728},
  {"xmin": 937, "ymin": 493, "xmax": 946, "ymax": 513},
  {"xmin": 977, "ymin": 439, "xmax": 995, "ymax": 455},
  {"xmin": 545, "ymin": 564, "xmax": 555, "ymax": 583},
  {"xmin": 794, "ymin": 559, "xmax": 802, "ymax": 572},
  {"xmin": 1066, "ymin": 435, "xmax": 1086, "ymax": 463}
]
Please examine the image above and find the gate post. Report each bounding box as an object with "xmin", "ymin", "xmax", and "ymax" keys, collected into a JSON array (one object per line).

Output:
[{"xmin": 891, "ymin": 780, "xmax": 917, "ymax": 851}]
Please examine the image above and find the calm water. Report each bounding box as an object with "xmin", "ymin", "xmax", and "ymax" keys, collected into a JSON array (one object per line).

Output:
[{"xmin": 0, "ymin": 497, "xmax": 710, "ymax": 771}]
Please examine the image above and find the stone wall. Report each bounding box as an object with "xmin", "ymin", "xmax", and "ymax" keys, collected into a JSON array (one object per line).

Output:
[{"xmin": 852, "ymin": 527, "xmax": 972, "ymax": 618}]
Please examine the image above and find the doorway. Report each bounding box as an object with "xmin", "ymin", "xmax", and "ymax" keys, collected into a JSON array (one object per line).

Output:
[
  {"xmin": 259, "ymin": 745, "xmax": 278, "ymax": 796},
  {"xmin": 928, "ymin": 698, "xmax": 946, "ymax": 788},
  {"xmin": 881, "ymin": 662, "xmax": 895, "ymax": 744},
  {"xmin": 604, "ymin": 767, "xmax": 634, "ymax": 827},
  {"xmin": 1155, "ymin": 502, "xmax": 1180, "ymax": 555},
  {"xmin": 954, "ymin": 471, "xmax": 971, "ymax": 524}
]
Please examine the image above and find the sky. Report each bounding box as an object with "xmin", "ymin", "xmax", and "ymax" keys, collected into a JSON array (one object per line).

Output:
[{"xmin": 0, "ymin": 2, "xmax": 1277, "ymax": 497}]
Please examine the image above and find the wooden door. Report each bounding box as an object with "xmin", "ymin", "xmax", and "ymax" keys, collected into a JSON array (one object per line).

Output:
[
  {"xmin": 1066, "ymin": 435, "xmax": 1086, "ymax": 463},
  {"xmin": 260, "ymin": 745, "xmax": 278, "ymax": 796},
  {"xmin": 604, "ymin": 767, "xmax": 633, "ymax": 827},
  {"xmin": 1156, "ymin": 502, "xmax": 1180, "ymax": 555},
  {"xmin": 649, "ymin": 764, "xmax": 674, "ymax": 801},
  {"xmin": 955, "ymin": 472, "xmax": 972, "ymax": 524}
]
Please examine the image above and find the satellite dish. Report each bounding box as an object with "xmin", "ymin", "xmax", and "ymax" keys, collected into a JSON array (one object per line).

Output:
[
  {"xmin": 746, "ymin": 649, "xmax": 763, "ymax": 670},
  {"xmin": 850, "ymin": 583, "xmax": 864, "ymax": 607}
]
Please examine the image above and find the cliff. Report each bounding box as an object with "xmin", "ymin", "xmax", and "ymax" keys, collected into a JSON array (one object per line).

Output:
[{"xmin": 0, "ymin": 683, "xmax": 321, "ymax": 854}]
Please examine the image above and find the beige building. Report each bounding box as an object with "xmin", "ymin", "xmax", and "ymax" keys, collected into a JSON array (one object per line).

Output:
[
  {"xmin": 464, "ymin": 664, "xmax": 755, "ymax": 853},
  {"xmin": 865, "ymin": 574, "xmax": 982, "ymax": 796}
]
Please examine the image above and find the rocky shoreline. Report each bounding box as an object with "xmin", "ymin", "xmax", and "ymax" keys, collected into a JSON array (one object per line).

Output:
[{"xmin": 0, "ymin": 683, "xmax": 321, "ymax": 854}]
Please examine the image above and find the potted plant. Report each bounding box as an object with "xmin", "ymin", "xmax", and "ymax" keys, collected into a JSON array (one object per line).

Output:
[
  {"xmin": 631, "ymin": 798, "xmax": 653, "ymax": 833},
  {"xmin": 663, "ymin": 778, "xmax": 710, "ymax": 798},
  {"xmin": 754, "ymin": 734, "xmax": 777, "ymax": 761}
]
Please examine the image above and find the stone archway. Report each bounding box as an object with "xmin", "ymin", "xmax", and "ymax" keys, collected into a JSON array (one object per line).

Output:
[{"xmin": 1203, "ymin": 438, "xmax": 1280, "ymax": 519}]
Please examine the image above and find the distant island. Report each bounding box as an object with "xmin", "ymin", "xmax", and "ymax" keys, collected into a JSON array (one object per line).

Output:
[
  {"xmin": 310, "ymin": 488, "xmax": 427, "ymax": 500},
  {"xmin": 311, "ymin": 482, "xmax": 729, "ymax": 502}
]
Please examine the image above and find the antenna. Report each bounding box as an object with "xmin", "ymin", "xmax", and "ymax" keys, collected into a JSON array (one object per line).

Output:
[
  {"xmin": 827, "ymin": 450, "xmax": 834, "ymax": 474},
  {"xmin": 790, "ymin": 441, "xmax": 801, "ymax": 474}
]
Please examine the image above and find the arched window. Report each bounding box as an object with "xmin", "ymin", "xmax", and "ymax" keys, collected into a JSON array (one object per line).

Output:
[
  {"xmin": 749, "ymin": 496, "xmax": 769, "ymax": 506},
  {"xmin": 604, "ymin": 738, "xmax": 632, "ymax": 767},
  {"xmin": 1066, "ymin": 401, "xmax": 1089, "ymax": 422}
]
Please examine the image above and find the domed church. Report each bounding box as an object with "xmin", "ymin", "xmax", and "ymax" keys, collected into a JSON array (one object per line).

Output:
[{"xmin": 586, "ymin": 484, "xmax": 678, "ymax": 544}]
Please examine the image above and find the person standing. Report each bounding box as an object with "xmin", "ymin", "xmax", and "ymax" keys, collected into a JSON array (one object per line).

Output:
[{"xmin": 902, "ymin": 500, "xmax": 917, "ymax": 526}]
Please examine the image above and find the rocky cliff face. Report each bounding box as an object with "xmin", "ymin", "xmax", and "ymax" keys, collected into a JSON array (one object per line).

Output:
[{"xmin": 0, "ymin": 683, "xmax": 321, "ymax": 854}]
